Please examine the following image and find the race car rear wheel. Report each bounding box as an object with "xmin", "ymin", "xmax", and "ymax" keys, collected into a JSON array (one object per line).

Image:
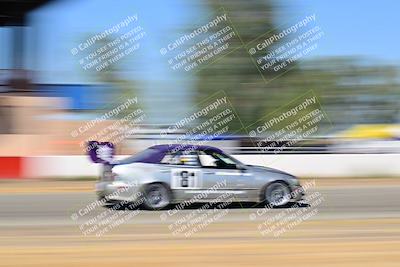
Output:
[
  {"xmin": 142, "ymin": 183, "xmax": 171, "ymax": 210},
  {"xmin": 264, "ymin": 181, "xmax": 291, "ymax": 207}
]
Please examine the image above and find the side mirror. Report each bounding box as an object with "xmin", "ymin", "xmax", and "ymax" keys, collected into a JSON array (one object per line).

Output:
[{"xmin": 237, "ymin": 164, "xmax": 247, "ymax": 171}]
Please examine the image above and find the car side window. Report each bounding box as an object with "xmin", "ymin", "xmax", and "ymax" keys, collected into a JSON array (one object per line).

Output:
[
  {"xmin": 160, "ymin": 152, "xmax": 175, "ymax": 164},
  {"xmin": 199, "ymin": 150, "xmax": 237, "ymax": 169},
  {"xmin": 179, "ymin": 152, "xmax": 200, "ymax": 166},
  {"xmin": 198, "ymin": 152, "xmax": 218, "ymax": 167},
  {"xmin": 160, "ymin": 151, "xmax": 200, "ymax": 166}
]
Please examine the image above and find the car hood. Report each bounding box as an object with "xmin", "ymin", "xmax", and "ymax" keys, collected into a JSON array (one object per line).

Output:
[{"xmin": 245, "ymin": 165, "xmax": 294, "ymax": 177}]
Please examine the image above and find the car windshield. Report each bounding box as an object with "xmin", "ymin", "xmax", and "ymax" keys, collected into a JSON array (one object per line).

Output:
[{"xmin": 216, "ymin": 151, "xmax": 243, "ymax": 165}]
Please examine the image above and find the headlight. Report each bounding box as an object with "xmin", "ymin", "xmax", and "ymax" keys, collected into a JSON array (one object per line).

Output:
[{"xmin": 287, "ymin": 175, "xmax": 300, "ymax": 185}]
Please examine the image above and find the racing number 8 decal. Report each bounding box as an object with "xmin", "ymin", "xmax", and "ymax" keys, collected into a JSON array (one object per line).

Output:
[
  {"xmin": 180, "ymin": 171, "xmax": 195, "ymax": 187},
  {"xmin": 171, "ymin": 169, "xmax": 201, "ymax": 189}
]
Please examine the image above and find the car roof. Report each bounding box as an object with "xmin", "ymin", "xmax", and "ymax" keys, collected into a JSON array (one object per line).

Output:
[
  {"xmin": 115, "ymin": 144, "xmax": 224, "ymax": 165},
  {"xmin": 149, "ymin": 144, "xmax": 224, "ymax": 154}
]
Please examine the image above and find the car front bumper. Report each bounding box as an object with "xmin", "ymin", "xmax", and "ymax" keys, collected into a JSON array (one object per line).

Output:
[{"xmin": 290, "ymin": 185, "xmax": 305, "ymax": 202}]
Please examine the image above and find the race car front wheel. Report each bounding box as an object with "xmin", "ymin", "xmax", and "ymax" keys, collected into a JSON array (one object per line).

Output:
[
  {"xmin": 142, "ymin": 183, "xmax": 171, "ymax": 210},
  {"xmin": 264, "ymin": 182, "xmax": 291, "ymax": 207}
]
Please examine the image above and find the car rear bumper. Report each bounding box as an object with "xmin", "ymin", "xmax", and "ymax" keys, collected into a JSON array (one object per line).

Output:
[{"xmin": 95, "ymin": 181, "xmax": 141, "ymax": 202}]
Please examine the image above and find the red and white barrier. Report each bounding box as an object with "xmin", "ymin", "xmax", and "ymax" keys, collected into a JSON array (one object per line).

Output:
[
  {"xmin": 2, "ymin": 154, "xmax": 400, "ymax": 179},
  {"xmin": 0, "ymin": 157, "xmax": 23, "ymax": 179}
]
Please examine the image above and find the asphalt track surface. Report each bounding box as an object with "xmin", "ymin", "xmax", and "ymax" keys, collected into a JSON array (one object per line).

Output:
[{"xmin": 0, "ymin": 181, "xmax": 400, "ymax": 266}]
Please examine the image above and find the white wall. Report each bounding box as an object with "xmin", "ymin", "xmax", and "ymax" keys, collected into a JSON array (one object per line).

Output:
[
  {"xmin": 234, "ymin": 154, "xmax": 400, "ymax": 177},
  {"xmin": 24, "ymin": 154, "xmax": 400, "ymax": 178}
]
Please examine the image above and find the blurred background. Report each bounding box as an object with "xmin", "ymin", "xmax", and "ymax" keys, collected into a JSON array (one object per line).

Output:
[
  {"xmin": 1, "ymin": 2, "xmax": 400, "ymax": 267},
  {"xmin": 1, "ymin": 0, "xmax": 400, "ymax": 178}
]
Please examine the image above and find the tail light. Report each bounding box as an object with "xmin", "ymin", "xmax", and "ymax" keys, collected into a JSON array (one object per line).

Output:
[
  {"xmin": 103, "ymin": 171, "xmax": 115, "ymax": 181},
  {"xmin": 101, "ymin": 165, "xmax": 116, "ymax": 181}
]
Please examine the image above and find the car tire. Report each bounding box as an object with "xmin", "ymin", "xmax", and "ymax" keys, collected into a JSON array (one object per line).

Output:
[
  {"xmin": 264, "ymin": 181, "xmax": 291, "ymax": 207},
  {"xmin": 141, "ymin": 183, "xmax": 171, "ymax": 210}
]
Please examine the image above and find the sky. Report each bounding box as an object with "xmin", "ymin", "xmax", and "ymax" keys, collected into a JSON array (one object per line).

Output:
[
  {"xmin": 0, "ymin": 0, "xmax": 399, "ymax": 122},
  {"xmin": 284, "ymin": 0, "xmax": 400, "ymax": 65},
  {"xmin": 24, "ymin": 0, "xmax": 202, "ymax": 83},
  {"xmin": 1, "ymin": 0, "xmax": 399, "ymax": 80},
  {"xmin": 22, "ymin": 0, "xmax": 204, "ymax": 122}
]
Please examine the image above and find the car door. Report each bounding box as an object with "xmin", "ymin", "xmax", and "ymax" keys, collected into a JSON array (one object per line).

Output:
[
  {"xmin": 157, "ymin": 150, "xmax": 204, "ymax": 202},
  {"xmin": 198, "ymin": 149, "xmax": 253, "ymax": 201}
]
